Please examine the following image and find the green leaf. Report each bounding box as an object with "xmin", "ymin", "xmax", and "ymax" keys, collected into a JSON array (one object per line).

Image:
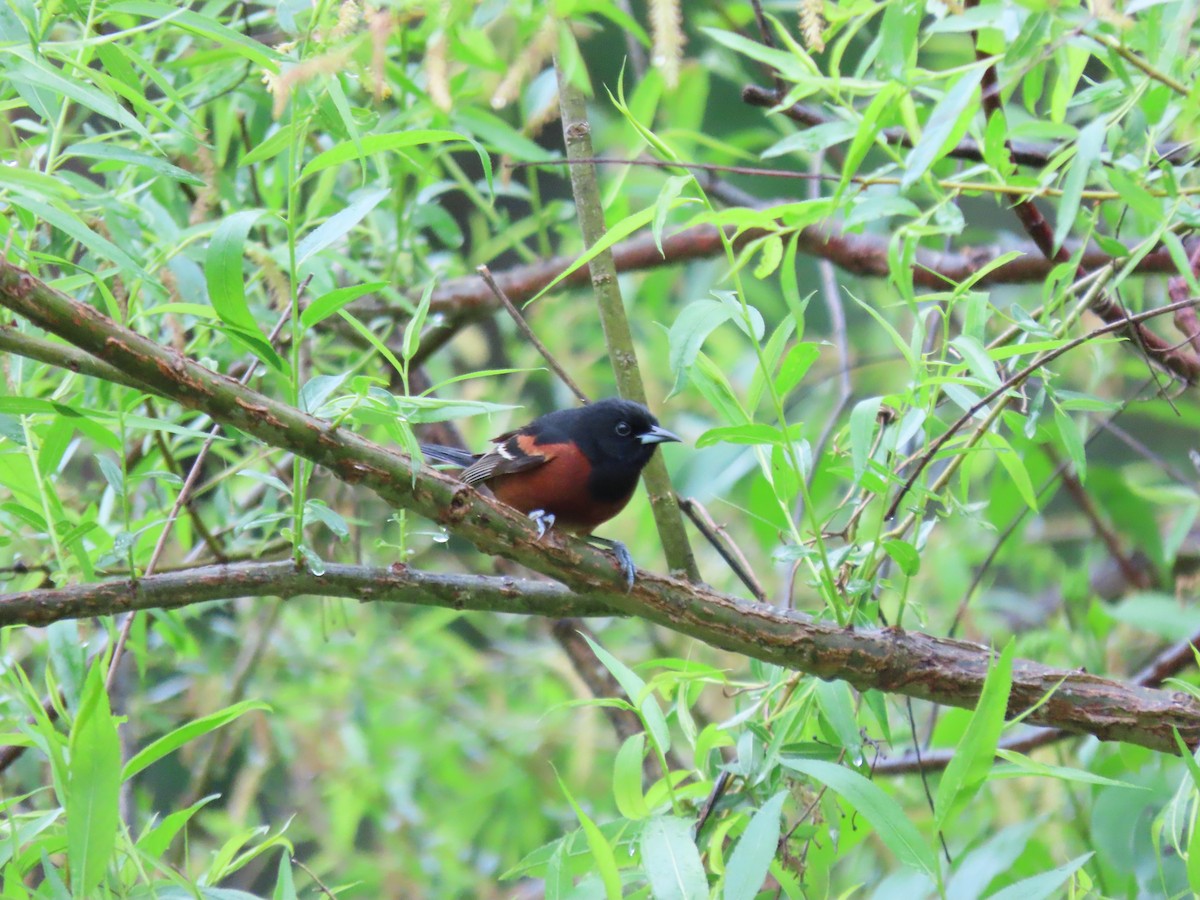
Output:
[
  {"xmin": 1054, "ymin": 407, "xmax": 1086, "ymax": 483},
  {"xmin": 950, "ymin": 335, "xmax": 1001, "ymax": 389},
  {"xmin": 9, "ymin": 57, "xmax": 153, "ymax": 142},
  {"xmin": 300, "ymin": 282, "xmax": 386, "ymax": 329},
  {"xmin": 690, "ymin": 353, "xmax": 747, "ymax": 425},
  {"xmin": 653, "ymin": 175, "xmax": 692, "ymax": 255},
  {"xmin": 47, "ymin": 620, "xmax": 86, "ymax": 711},
  {"xmin": 239, "ymin": 124, "xmax": 295, "ymax": 167},
  {"xmin": 882, "ymin": 539, "xmax": 920, "ymax": 576},
  {"xmin": 723, "ymin": 791, "xmax": 787, "ymax": 900},
  {"xmin": 987, "ymin": 853, "xmax": 1092, "ymax": 900},
  {"xmin": 136, "ymin": 796, "xmax": 218, "ymax": 858},
  {"xmin": 753, "ymin": 233, "xmax": 784, "ymax": 279},
  {"xmin": 902, "ymin": 66, "xmax": 987, "ymax": 189},
  {"xmin": 296, "ymin": 187, "xmax": 388, "ymax": 264},
  {"xmin": 640, "ymin": 815, "xmax": 707, "ymax": 900},
  {"xmin": 668, "ymin": 300, "xmax": 736, "ymax": 397},
  {"xmin": 934, "ymin": 641, "xmax": 1013, "ymax": 831},
  {"xmin": 1164, "ymin": 229, "xmax": 1200, "ymax": 297},
  {"xmin": 613, "ymin": 734, "xmax": 650, "ymax": 820},
  {"xmin": 945, "ymin": 818, "xmax": 1041, "ymax": 900},
  {"xmin": 583, "ymin": 635, "xmax": 671, "ymax": 755},
  {"xmin": 985, "ymin": 431, "xmax": 1038, "ymax": 511},
  {"xmin": 123, "ymin": 700, "xmax": 270, "ymax": 781},
  {"xmin": 67, "ymin": 661, "xmax": 121, "ymax": 896},
  {"xmin": 19, "ymin": 198, "xmax": 142, "ymax": 273},
  {"xmin": 1053, "ymin": 118, "xmax": 1105, "ymax": 252},
  {"xmin": 107, "ymin": 2, "xmax": 283, "ymax": 69},
  {"xmin": 839, "ymin": 83, "xmax": 903, "ymax": 196},
  {"xmin": 301, "ymin": 130, "xmax": 493, "ymax": 193},
  {"xmin": 205, "ymin": 209, "xmax": 269, "ymax": 335},
  {"xmin": 695, "ymin": 424, "xmax": 787, "ymax": 448},
  {"xmin": 815, "ymin": 680, "xmax": 862, "ymax": 756},
  {"xmin": 1107, "ymin": 167, "xmax": 1163, "ymax": 222},
  {"xmin": 702, "ymin": 28, "xmax": 818, "ymax": 84},
  {"xmin": 558, "ymin": 776, "xmax": 622, "ymax": 900},
  {"xmin": 991, "ymin": 750, "xmax": 1142, "ymax": 788},
  {"xmin": 452, "ymin": 108, "xmax": 556, "ymax": 161},
  {"xmin": 403, "ymin": 281, "xmax": 435, "ymax": 362},
  {"xmin": 273, "ymin": 851, "xmax": 298, "ymax": 900},
  {"xmin": 529, "ymin": 205, "xmax": 660, "ymax": 304},
  {"xmin": 64, "ymin": 142, "xmax": 205, "ymax": 186},
  {"xmin": 774, "ymin": 343, "xmax": 820, "ymax": 398},
  {"xmin": 747, "ymin": 318, "xmax": 797, "ymax": 412},
  {"xmin": 780, "ymin": 758, "xmax": 937, "ymax": 876}
]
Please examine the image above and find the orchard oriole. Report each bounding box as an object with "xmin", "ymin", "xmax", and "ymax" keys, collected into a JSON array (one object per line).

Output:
[{"xmin": 421, "ymin": 397, "xmax": 681, "ymax": 586}]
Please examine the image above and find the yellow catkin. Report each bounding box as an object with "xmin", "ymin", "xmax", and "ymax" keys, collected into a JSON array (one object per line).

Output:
[{"xmin": 649, "ymin": 0, "xmax": 685, "ymax": 88}]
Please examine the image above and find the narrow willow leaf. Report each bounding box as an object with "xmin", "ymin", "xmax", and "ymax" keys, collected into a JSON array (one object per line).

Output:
[
  {"xmin": 723, "ymin": 791, "xmax": 787, "ymax": 900},
  {"xmin": 667, "ymin": 300, "xmax": 735, "ymax": 397},
  {"xmin": 850, "ymin": 397, "xmax": 882, "ymax": 480},
  {"xmin": 123, "ymin": 700, "xmax": 271, "ymax": 781},
  {"xmin": 583, "ymin": 635, "xmax": 671, "ymax": 755},
  {"xmin": 529, "ymin": 205, "xmax": 660, "ymax": 304},
  {"xmin": 301, "ymin": 130, "xmax": 492, "ymax": 193},
  {"xmin": 934, "ymin": 641, "xmax": 1014, "ymax": 832},
  {"xmin": 695, "ymin": 424, "xmax": 786, "ymax": 448},
  {"xmin": 902, "ymin": 66, "xmax": 987, "ymax": 189},
  {"xmin": 107, "ymin": 1, "xmax": 282, "ymax": 68},
  {"xmin": 296, "ymin": 187, "xmax": 388, "ymax": 264},
  {"xmin": 9, "ymin": 58, "xmax": 152, "ymax": 142},
  {"xmin": 780, "ymin": 758, "xmax": 937, "ymax": 876},
  {"xmin": 19, "ymin": 198, "xmax": 142, "ymax": 273},
  {"xmin": 205, "ymin": 209, "xmax": 268, "ymax": 335},
  {"xmin": 1054, "ymin": 407, "xmax": 1086, "ymax": 483},
  {"xmin": 240, "ymin": 124, "xmax": 295, "ymax": 167},
  {"xmin": 641, "ymin": 815, "xmax": 707, "ymax": 900},
  {"xmin": 613, "ymin": 734, "xmax": 650, "ymax": 820},
  {"xmin": 300, "ymin": 282, "xmax": 387, "ymax": 329},
  {"xmin": 774, "ymin": 343, "xmax": 820, "ymax": 398},
  {"xmin": 402, "ymin": 281, "xmax": 435, "ymax": 362},
  {"xmin": 1053, "ymin": 118, "xmax": 1105, "ymax": 252},
  {"xmin": 987, "ymin": 853, "xmax": 1092, "ymax": 900},
  {"xmin": 558, "ymin": 776, "xmax": 622, "ymax": 900},
  {"xmin": 67, "ymin": 662, "xmax": 121, "ymax": 896},
  {"xmin": 950, "ymin": 335, "xmax": 1001, "ymax": 389},
  {"xmin": 64, "ymin": 142, "xmax": 205, "ymax": 185},
  {"xmin": 985, "ymin": 431, "xmax": 1038, "ymax": 510}
]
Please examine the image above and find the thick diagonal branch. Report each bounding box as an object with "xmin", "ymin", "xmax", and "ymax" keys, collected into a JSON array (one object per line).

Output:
[
  {"xmin": 3, "ymin": 262, "xmax": 1200, "ymax": 754},
  {"xmin": 2, "ymin": 558, "xmax": 1200, "ymax": 755}
]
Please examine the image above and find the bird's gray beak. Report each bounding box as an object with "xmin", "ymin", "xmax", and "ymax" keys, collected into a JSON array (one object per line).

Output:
[{"xmin": 639, "ymin": 425, "xmax": 682, "ymax": 445}]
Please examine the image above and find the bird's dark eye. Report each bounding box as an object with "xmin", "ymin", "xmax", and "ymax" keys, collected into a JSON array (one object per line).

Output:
[{"xmin": 615, "ymin": 421, "xmax": 632, "ymax": 437}]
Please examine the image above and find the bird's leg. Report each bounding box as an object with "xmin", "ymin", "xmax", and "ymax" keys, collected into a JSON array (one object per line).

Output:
[
  {"xmin": 585, "ymin": 536, "xmax": 636, "ymax": 590},
  {"xmin": 528, "ymin": 509, "xmax": 556, "ymax": 540}
]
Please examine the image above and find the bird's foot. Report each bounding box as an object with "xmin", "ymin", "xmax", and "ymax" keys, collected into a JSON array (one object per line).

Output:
[
  {"xmin": 528, "ymin": 509, "xmax": 556, "ymax": 540},
  {"xmin": 586, "ymin": 536, "xmax": 636, "ymax": 591}
]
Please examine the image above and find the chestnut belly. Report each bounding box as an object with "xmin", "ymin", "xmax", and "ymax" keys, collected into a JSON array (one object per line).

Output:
[{"xmin": 489, "ymin": 458, "xmax": 634, "ymax": 534}]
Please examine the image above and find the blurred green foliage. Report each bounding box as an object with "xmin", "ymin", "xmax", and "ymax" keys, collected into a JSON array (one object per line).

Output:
[{"xmin": 2, "ymin": 0, "xmax": 1200, "ymax": 897}]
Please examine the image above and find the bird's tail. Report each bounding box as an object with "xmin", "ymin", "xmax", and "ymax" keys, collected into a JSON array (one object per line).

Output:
[{"xmin": 419, "ymin": 444, "xmax": 478, "ymax": 468}]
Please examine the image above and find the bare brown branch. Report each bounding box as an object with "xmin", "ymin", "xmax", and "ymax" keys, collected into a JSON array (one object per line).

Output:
[{"xmin": 4, "ymin": 263, "xmax": 1200, "ymax": 754}]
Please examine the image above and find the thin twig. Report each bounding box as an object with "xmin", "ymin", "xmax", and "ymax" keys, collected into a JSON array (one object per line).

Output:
[
  {"xmin": 885, "ymin": 295, "xmax": 1200, "ymax": 520},
  {"xmin": 679, "ymin": 498, "xmax": 766, "ymax": 601},
  {"xmin": 1052, "ymin": 447, "xmax": 1152, "ymax": 590},
  {"xmin": 476, "ymin": 264, "xmax": 590, "ymax": 405},
  {"xmin": 291, "ymin": 856, "xmax": 337, "ymax": 900},
  {"xmin": 509, "ymin": 155, "xmax": 1200, "ymax": 202},
  {"xmin": 553, "ymin": 55, "xmax": 700, "ymax": 582},
  {"xmin": 105, "ymin": 303, "xmax": 295, "ymax": 691}
]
